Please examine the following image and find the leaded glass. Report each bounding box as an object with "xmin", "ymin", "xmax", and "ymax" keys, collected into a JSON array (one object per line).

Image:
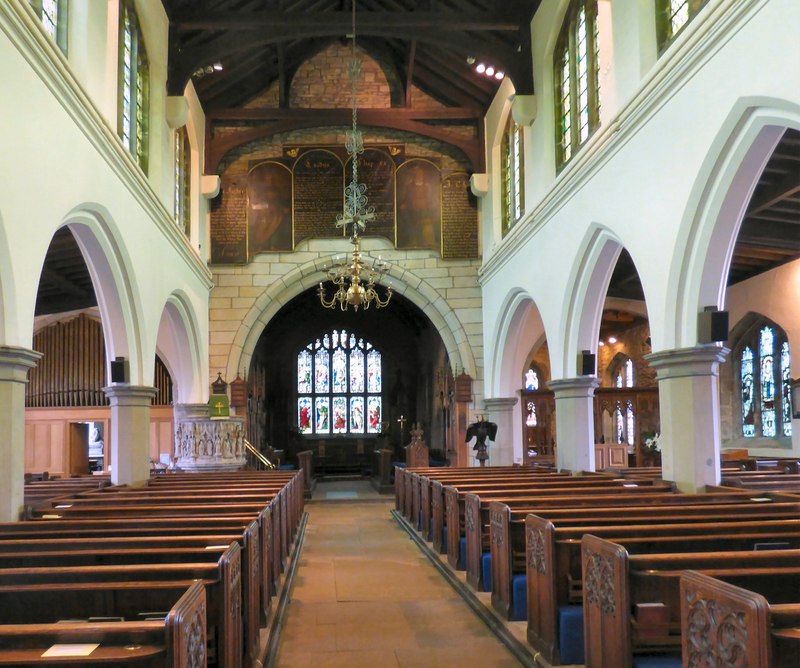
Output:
[
  {"xmin": 332, "ymin": 397, "xmax": 347, "ymax": 433},
  {"xmin": 41, "ymin": 0, "xmax": 58, "ymax": 39},
  {"xmin": 615, "ymin": 371, "xmax": 623, "ymax": 388},
  {"xmin": 315, "ymin": 398, "xmax": 330, "ymax": 433},
  {"xmin": 525, "ymin": 369, "xmax": 539, "ymax": 391},
  {"xmin": 561, "ymin": 54, "xmax": 572, "ymax": 162},
  {"xmin": 782, "ymin": 341, "xmax": 792, "ymax": 437},
  {"xmin": 332, "ymin": 349, "xmax": 347, "ymax": 393},
  {"xmin": 670, "ymin": 1, "xmax": 690, "ymax": 35},
  {"xmin": 350, "ymin": 397, "xmax": 365, "ymax": 433},
  {"xmin": 367, "ymin": 397, "xmax": 382, "ymax": 434},
  {"xmin": 626, "ymin": 399, "xmax": 635, "ymax": 446},
  {"xmin": 298, "ymin": 398, "xmax": 312, "ymax": 434},
  {"xmin": 121, "ymin": 12, "xmax": 133, "ymax": 146},
  {"xmin": 577, "ymin": 6, "xmax": 590, "ymax": 143},
  {"xmin": 297, "ymin": 350, "xmax": 312, "ymax": 393},
  {"xmin": 350, "ymin": 348, "xmax": 365, "ymax": 393},
  {"xmin": 615, "ymin": 402, "xmax": 624, "ymax": 444},
  {"xmin": 741, "ymin": 346, "xmax": 755, "ymax": 437},
  {"xmin": 367, "ymin": 350, "xmax": 381, "ymax": 393},
  {"xmin": 314, "ymin": 347, "xmax": 329, "ymax": 393},
  {"xmin": 760, "ymin": 327, "xmax": 776, "ymax": 438},
  {"xmin": 625, "ymin": 359, "xmax": 634, "ymax": 387},
  {"xmin": 526, "ymin": 401, "xmax": 537, "ymax": 427}
]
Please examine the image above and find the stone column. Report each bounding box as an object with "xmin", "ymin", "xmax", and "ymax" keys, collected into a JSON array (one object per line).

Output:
[
  {"xmin": 103, "ymin": 385, "xmax": 158, "ymax": 486},
  {"xmin": 646, "ymin": 345, "xmax": 729, "ymax": 493},
  {"xmin": 483, "ymin": 397, "xmax": 518, "ymax": 466},
  {"xmin": 550, "ymin": 377, "xmax": 601, "ymax": 473},
  {"xmin": 0, "ymin": 346, "xmax": 42, "ymax": 521}
]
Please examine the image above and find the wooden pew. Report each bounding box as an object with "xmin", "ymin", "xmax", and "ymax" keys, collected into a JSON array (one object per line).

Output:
[
  {"xmin": 0, "ymin": 546, "xmax": 240, "ymax": 667},
  {"xmin": 523, "ymin": 513, "xmax": 800, "ymax": 664},
  {"xmin": 680, "ymin": 571, "xmax": 800, "ymax": 668},
  {"xmin": 581, "ymin": 536, "xmax": 800, "ymax": 668},
  {"xmin": 0, "ymin": 581, "xmax": 206, "ymax": 667}
]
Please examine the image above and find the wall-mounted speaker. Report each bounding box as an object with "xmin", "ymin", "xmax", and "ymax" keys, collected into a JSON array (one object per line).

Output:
[
  {"xmin": 110, "ymin": 357, "xmax": 129, "ymax": 384},
  {"xmin": 578, "ymin": 350, "xmax": 596, "ymax": 376},
  {"xmin": 698, "ymin": 309, "xmax": 729, "ymax": 343}
]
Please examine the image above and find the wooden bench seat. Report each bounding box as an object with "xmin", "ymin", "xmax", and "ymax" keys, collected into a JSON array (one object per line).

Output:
[
  {"xmin": 0, "ymin": 581, "xmax": 205, "ymax": 667},
  {"xmin": 582, "ymin": 535, "xmax": 800, "ymax": 668}
]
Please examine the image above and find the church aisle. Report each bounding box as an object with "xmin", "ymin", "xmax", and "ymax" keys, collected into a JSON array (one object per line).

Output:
[{"xmin": 274, "ymin": 483, "xmax": 521, "ymax": 667}]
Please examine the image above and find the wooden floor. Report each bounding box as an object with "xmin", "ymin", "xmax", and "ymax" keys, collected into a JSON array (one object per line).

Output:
[{"xmin": 274, "ymin": 481, "xmax": 522, "ymax": 667}]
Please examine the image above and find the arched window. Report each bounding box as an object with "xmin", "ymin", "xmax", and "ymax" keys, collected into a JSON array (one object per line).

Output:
[
  {"xmin": 501, "ymin": 115, "xmax": 525, "ymax": 235},
  {"xmin": 297, "ymin": 329, "xmax": 382, "ymax": 436},
  {"xmin": 174, "ymin": 127, "xmax": 191, "ymax": 236},
  {"xmin": 118, "ymin": 0, "xmax": 149, "ymax": 172},
  {"xmin": 655, "ymin": 0, "xmax": 710, "ymax": 53},
  {"xmin": 612, "ymin": 356, "xmax": 634, "ymax": 388},
  {"xmin": 740, "ymin": 324, "xmax": 792, "ymax": 438},
  {"xmin": 524, "ymin": 366, "xmax": 540, "ymax": 391},
  {"xmin": 554, "ymin": 0, "xmax": 600, "ymax": 169},
  {"xmin": 31, "ymin": 0, "xmax": 68, "ymax": 54}
]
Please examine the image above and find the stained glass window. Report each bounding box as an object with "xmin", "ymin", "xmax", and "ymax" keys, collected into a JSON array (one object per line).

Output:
[
  {"xmin": 626, "ymin": 399, "xmax": 635, "ymax": 446},
  {"xmin": 614, "ymin": 357, "xmax": 634, "ymax": 389},
  {"xmin": 782, "ymin": 341, "xmax": 792, "ymax": 437},
  {"xmin": 740, "ymin": 324, "xmax": 791, "ymax": 439},
  {"xmin": 554, "ymin": 0, "xmax": 600, "ymax": 169},
  {"xmin": 615, "ymin": 402, "xmax": 624, "ymax": 444},
  {"xmin": 118, "ymin": 0, "xmax": 149, "ymax": 172},
  {"xmin": 525, "ymin": 368, "xmax": 539, "ymax": 391},
  {"xmin": 526, "ymin": 401, "xmax": 537, "ymax": 427},
  {"xmin": 741, "ymin": 347, "xmax": 755, "ymax": 438},
  {"xmin": 297, "ymin": 330, "xmax": 382, "ymax": 435},
  {"xmin": 656, "ymin": 0, "xmax": 710, "ymax": 53},
  {"xmin": 501, "ymin": 116, "xmax": 525, "ymax": 236}
]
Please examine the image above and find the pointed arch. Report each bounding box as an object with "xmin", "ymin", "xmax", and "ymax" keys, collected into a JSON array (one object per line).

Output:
[
  {"xmin": 225, "ymin": 258, "xmax": 476, "ymax": 385},
  {"xmin": 487, "ymin": 289, "xmax": 548, "ymax": 397},
  {"xmin": 156, "ymin": 290, "xmax": 206, "ymax": 404},
  {"xmin": 60, "ymin": 205, "xmax": 143, "ymax": 385},
  {"xmin": 668, "ymin": 99, "xmax": 800, "ymax": 349}
]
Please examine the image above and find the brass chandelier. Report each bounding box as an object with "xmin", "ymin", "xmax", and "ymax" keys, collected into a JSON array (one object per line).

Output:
[{"xmin": 318, "ymin": 0, "xmax": 393, "ymax": 312}]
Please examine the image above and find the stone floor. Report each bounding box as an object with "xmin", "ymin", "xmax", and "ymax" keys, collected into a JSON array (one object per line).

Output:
[{"xmin": 274, "ymin": 480, "xmax": 522, "ymax": 667}]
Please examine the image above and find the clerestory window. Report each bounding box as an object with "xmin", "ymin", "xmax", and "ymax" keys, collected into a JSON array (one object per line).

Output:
[{"xmin": 118, "ymin": 0, "xmax": 149, "ymax": 172}]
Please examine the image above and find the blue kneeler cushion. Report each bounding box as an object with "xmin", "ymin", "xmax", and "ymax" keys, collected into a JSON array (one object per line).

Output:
[
  {"xmin": 458, "ymin": 537, "xmax": 467, "ymax": 570},
  {"xmin": 512, "ymin": 574, "xmax": 527, "ymax": 621},
  {"xmin": 558, "ymin": 605, "xmax": 584, "ymax": 665},
  {"xmin": 633, "ymin": 656, "xmax": 682, "ymax": 668},
  {"xmin": 481, "ymin": 553, "xmax": 492, "ymax": 592}
]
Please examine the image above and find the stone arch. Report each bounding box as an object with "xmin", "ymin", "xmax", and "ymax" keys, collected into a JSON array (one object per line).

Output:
[
  {"xmin": 668, "ymin": 99, "xmax": 800, "ymax": 349},
  {"xmin": 560, "ymin": 224, "xmax": 625, "ymax": 378},
  {"xmin": 226, "ymin": 258, "xmax": 477, "ymax": 384},
  {"xmin": 60, "ymin": 205, "xmax": 143, "ymax": 384},
  {"xmin": 155, "ymin": 291, "xmax": 206, "ymax": 404},
  {"xmin": 487, "ymin": 288, "xmax": 548, "ymax": 398}
]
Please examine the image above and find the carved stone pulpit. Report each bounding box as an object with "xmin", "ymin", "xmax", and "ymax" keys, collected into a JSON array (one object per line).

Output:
[
  {"xmin": 405, "ymin": 422, "xmax": 429, "ymax": 469},
  {"xmin": 174, "ymin": 403, "xmax": 246, "ymax": 471}
]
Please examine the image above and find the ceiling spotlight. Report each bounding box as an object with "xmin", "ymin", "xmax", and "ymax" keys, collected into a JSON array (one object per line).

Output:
[
  {"xmin": 213, "ymin": 62, "xmax": 223, "ymax": 71},
  {"xmin": 598, "ymin": 341, "xmax": 605, "ymax": 347},
  {"xmin": 476, "ymin": 63, "xmax": 486, "ymax": 74},
  {"xmin": 466, "ymin": 55, "xmax": 476, "ymax": 65},
  {"xmin": 495, "ymin": 71, "xmax": 504, "ymax": 80},
  {"xmin": 485, "ymin": 66, "xmax": 495, "ymax": 76},
  {"xmin": 608, "ymin": 336, "xmax": 618, "ymax": 344}
]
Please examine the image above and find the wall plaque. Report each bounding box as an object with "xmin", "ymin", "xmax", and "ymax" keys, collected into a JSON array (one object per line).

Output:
[
  {"xmin": 396, "ymin": 159, "xmax": 441, "ymax": 251},
  {"xmin": 210, "ymin": 176, "xmax": 248, "ymax": 264},
  {"xmin": 292, "ymin": 149, "xmax": 345, "ymax": 244},
  {"xmin": 247, "ymin": 161, "xmax": 293, "ymax": 254},
  {"xmin": 442, "ymin": 172, "xmax": 478, "ymax": 259},
  {"xmin": 347, "ymin": 147, "xmax": 397, "ymax": 241}
]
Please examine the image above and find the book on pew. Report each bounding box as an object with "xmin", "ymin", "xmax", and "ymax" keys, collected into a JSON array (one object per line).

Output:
[
  {"xmin": 634, "ymin": 603, "xmax": 670, "ymax": 639},
  {"xmin": 754, "ymin": 541, "xmax": 792, "ymax": 551},
  {"xmin": 42, "ymin": 644, "xmax": 100, "ymax": 657}
]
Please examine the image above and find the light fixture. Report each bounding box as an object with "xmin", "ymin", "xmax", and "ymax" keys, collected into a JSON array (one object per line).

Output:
[
  {"xmin": 495, "ymin": 71, "xmax": 505, "ymax": 80},
  {"xmin": 608, "ymin": 336, "xmax": 618, "ymax": 344},
  {"xmin": 318, "ymin": 0, "xmax": 393, "ymax": 312},
  {"xmin": 485, "ymin": 66, "xmax": 495, "ymax": 76},
  {"xmin": 213, "ymin": 62, "xmax": 223, "ymax": 71},
  {"xmin": 476, "ymin": 63, "xmax": 486, "ymax": 74}
]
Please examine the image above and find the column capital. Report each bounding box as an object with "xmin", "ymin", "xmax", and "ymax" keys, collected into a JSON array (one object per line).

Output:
[
  {"xmin": 102, "ymin": 385, "xmax": 158, "ymax": 406},
  {"xmin": 549, "ymin": 376, "xmax": 601, "ymax": 399},
  {"xmin": 483, "ymin": 396, "xmax": 517, "ymax": 411},
  {"xmin": 646, "ymin": 344, "xmax": 730, "ymax": 380},
  {"xmin": 0, "ymin": 346, "xmax": 43, "ymax": 382},
  {"xmin": 510, "ymin": 94, "xmax": 537, "ymax": 126},
  {"xmin": 469, "ymin": 173, "xmax": 489, "ymax": 198}
]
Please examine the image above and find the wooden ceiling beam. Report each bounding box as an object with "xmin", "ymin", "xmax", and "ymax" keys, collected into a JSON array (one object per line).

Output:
[
  {"xmin": 209, "ymin": 106, "xmax": 482, "ymax": 121},
  {"xmin": 172, "ymin": 11, "xmax": 523, "ymax": 32},
  {"xmin": 747, "ymin": 169, "xmax": 800, "ymax": 217}
]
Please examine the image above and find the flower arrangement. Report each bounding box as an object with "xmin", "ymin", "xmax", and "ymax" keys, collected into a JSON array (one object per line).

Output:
[{"xmin": 644, "ymin": 432, "xmax": 661, "ymax": 453}]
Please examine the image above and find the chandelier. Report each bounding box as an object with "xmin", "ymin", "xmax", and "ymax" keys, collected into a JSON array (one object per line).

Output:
[{"xmin": 318, "ymin": 0, "xmax": 393, "ymax": 312}]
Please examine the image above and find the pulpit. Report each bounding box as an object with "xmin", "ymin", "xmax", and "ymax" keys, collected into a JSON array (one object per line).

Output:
[{"xmin": 174, "ymin": 406, "xmax": 246, "ymax": 471}]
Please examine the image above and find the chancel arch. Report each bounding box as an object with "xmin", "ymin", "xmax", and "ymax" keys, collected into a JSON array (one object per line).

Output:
[{"xmin": 225, "ymin": 251, "xmax": 477, "ymax": 390}]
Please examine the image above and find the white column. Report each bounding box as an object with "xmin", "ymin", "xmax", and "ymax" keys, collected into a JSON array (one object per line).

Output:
[
  {"xmin": 646, "ymin": 345, "xmax": 729, "ymax": 493},
  {"xmin": 103, "ymin": 385, "xmax": 158, "ymax": 486},
  {"xmin": 483, "ymin": 397, "xmax": 518, "ymax": 466},
  {"xmin": 0, "ymin": 346, "xmax": 42, "ymax": 521},
  {"xmin": 550, "ymin": 377, "xmax": 601, "ymax": 473}
]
